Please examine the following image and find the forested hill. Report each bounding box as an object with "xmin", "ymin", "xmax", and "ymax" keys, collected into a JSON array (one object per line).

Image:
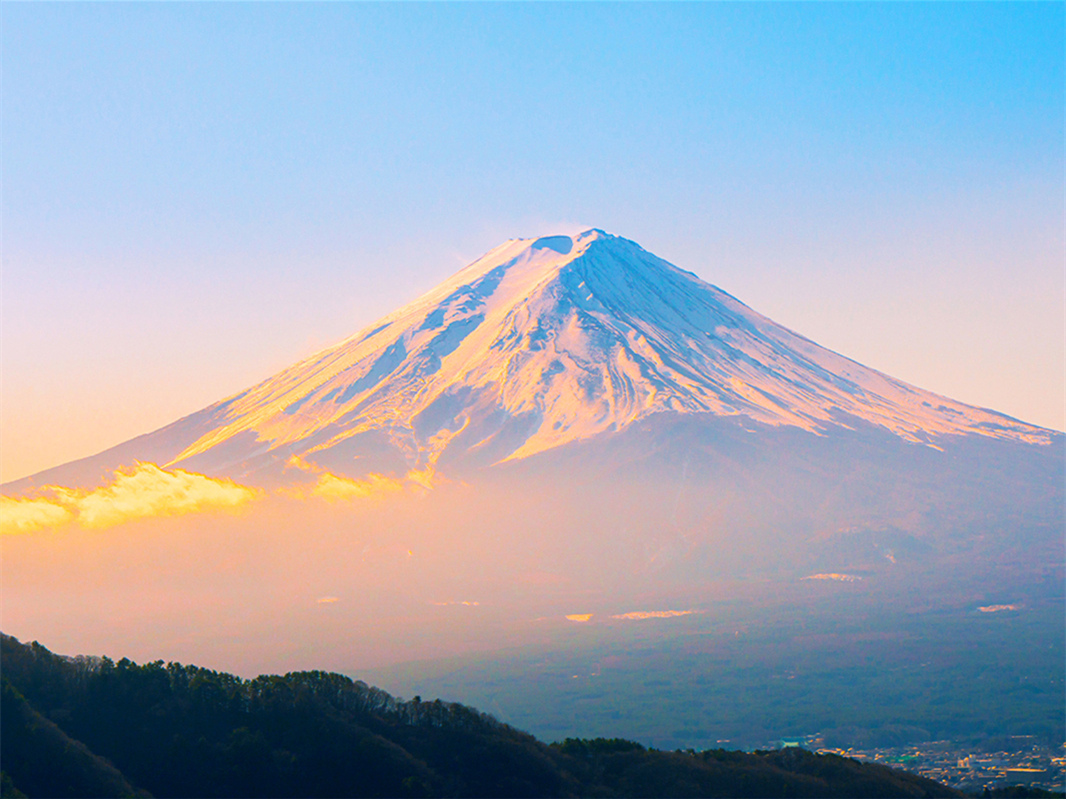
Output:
[{"xmin": 0, "ymin": 634, "xmax": 959, "ymax": 798}]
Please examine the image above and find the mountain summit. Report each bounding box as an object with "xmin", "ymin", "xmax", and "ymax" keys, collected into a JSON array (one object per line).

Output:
[
  {"xmin": 13, "ymin": 228, "xmax": 1054, "ymax": 487},
  {"xmin": 5, "ymin": 229, "xmax": 1062, "ymax": 683}
]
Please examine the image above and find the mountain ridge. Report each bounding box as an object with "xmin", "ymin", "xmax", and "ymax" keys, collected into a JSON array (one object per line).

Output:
[
  {"xmin": 0, "ymin": 632, "xmax": 963, "ymax": 798},
  {"xmin": 4, "ymin": 228, "xmax": 1056, "ymax": 492}
]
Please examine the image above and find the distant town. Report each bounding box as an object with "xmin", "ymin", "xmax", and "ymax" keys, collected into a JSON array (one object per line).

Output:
[{"xmin": 771, "ymin": 734, "xmax": 1065, "ymax": 794}]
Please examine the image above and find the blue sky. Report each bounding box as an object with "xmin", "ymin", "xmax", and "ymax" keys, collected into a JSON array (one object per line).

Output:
[{"xmin": 3, "ymin": 2, "xmax": 1063, "ymax": 480}]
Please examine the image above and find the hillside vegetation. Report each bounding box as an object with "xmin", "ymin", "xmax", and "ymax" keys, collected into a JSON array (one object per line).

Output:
[{"xmin": 0, "ymin": 634, "xmax": 958, "ymax": 798}]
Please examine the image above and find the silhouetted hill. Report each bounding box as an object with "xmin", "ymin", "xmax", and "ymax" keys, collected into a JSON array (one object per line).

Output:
[
  {"xmin": 0, "ymin": 633, "xmax": 960, "ymax": 798},
  {"xmin": 0, "ymin": 678, "xmax": 141, "ymax": 798}
]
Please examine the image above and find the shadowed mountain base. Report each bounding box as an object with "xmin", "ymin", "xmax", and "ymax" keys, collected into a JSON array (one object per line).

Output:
[{"xmin": 0, "ymin": 634, "xmax": 959, "ymax": 798}]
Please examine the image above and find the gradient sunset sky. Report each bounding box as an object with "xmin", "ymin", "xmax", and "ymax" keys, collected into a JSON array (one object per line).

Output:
[{"xmin": 4, "ymin": 2, "xmax": 1063, "ymax": 483}]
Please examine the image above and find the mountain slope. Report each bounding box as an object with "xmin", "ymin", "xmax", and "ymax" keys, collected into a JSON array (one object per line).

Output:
[
  {"xmin": 9, "ymin": 229, "xmax": 1054, "ymax": 489},
  {"xmin": 0, "ymin": 633, "xmax": 962, "ymax": 799},
  {"xmin": 2, "ymin": 229, "xmax": 1060, "ymax": 698}
]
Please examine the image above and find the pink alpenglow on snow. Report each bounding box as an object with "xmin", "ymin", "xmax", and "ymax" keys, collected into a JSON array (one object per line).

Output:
[
  {"xmin": 1, "ymin": 229, "xmax": 1060, "ymax": 677},
  {"xmin": 9, "ymin": 229, "xmax": 1054, "ymax": 495}
]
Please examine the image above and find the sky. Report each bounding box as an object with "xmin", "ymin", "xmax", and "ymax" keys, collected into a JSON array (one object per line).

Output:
[{"xmin": 3, "ymin": 2, "xmax": 1063, "ymax": 483}]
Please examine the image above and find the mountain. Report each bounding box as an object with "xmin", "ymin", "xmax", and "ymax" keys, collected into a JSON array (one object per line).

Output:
[
  {"xmin": 4, "ymin": 228, "xmax": 1061, "ymax": 747},
  {"xmin": 8, "ymin": 228, "xmax": 1056, "ymax": 490}
]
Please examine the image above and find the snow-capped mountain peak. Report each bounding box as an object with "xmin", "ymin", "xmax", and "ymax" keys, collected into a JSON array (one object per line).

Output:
[{"xmin": 145, "ymin": 228, "xmax": 1050, "ymax": 479}]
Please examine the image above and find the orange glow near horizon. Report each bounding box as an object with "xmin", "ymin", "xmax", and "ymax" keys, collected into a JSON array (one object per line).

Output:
[
  {"xmin": 0, "ymin": 463, "xmax": 261, "ymax": 535},
  {"xmin": 802, "ymin": 573, "xmax": 863, "ymax": 583},
  {"xmin": 610, "ymin": 610, "xmax": 700, "ymax": 620},
  {"xmin": 285, "ymin": 454, "xmax": 438, "ymax": 499},
  {"xmin": 0, "ymin": 495, "xmax": 75, "ymax": 534},
  {"xmin": 0, "ymin": 458, "xmax": 443, "ymax": 535},
  {"xmin": 309, "ymin": 472, "xmax": 405, "ymax": 501},
  {"xmin": 281, "ymin": 455, "xmax": 407, "ymax": 501}
]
